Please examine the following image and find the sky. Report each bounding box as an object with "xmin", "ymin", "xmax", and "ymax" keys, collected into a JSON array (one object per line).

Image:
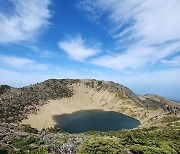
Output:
[{"xmin": 0, "ymin": 0, "xmax": 180, "ymax": 101}]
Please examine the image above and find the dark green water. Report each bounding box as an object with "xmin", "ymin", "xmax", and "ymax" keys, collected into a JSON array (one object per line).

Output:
[{"xmin": 53, "ymin": 110, "xmax": 140, "ymax": 134}]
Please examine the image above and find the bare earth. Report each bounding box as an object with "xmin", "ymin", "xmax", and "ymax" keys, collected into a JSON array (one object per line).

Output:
[{"xmin": 21, "ymin": 82, "xmax": 171, "ymax": 130}]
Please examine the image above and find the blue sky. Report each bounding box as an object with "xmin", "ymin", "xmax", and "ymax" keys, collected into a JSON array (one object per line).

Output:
[{"xmin": 0, "ymin": 0, "xmax": 180, "ymax": 100}]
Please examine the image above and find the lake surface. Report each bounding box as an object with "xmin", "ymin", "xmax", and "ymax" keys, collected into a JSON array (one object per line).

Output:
[{"xmin": 53, "ymin": 110, "xmax": 140, "ymax": 133}]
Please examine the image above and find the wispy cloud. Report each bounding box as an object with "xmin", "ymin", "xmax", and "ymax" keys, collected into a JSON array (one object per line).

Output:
[
  {"xmin": 58, "ymin": 35, "xmax": 101, "ymax": 61},
  {"xmin": 161, "ymin": 56, "xmax": 180, "ymax": 66},
  {"xmin": 91, "ymin": 42, "xmax": 180, "ymax": 71},
  {"xmin": 79, "ymin": 0, "xmax": 180, "ymax": 45},
  {"xmin": 78, "ymin": 0, "xmax": 180, "ymax": 70},
  {"xmin": 22, "ymin": 44, "xmax": 59, "ymax": 58},
  {"xmin": 0, "ymin": 0, "xmax": 52, "ymax": 43},
  {"xmin": 40, "ymin": 50, "xmax": 58, "ymax": 58},
  {"xmin": 0, "ymin": 55, "xmax": 48, "ymax": 70}
]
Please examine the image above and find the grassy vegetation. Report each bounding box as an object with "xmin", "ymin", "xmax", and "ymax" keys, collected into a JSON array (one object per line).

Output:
[
  {"xmin": 29, "ymin": 147, "xmax": 48, "ymax": 154},
  {"xmin": 11, "ymin": 136, "xmax": 42, "ymax": 152},
  {"xmin": 45, "ymin": 127, "xmax": 64, "ymax": 133},
  {"xmin": 78, "ymin": 138, "xmax": 126, "ymax": 154},
  {"xmin": 0, "ymin": 85, "xmax": 11, "ymax": 94},
  {"xmin": 1, "ymin": 135, "xmax": 48, "ymax": 154},
  {"xmin": 1, "ymin": 122, "xmax": 179, "ymax": 153},
  {"xmin": 0, "ymin": 145, "xmax": 48, "ymax": 154},
  {"xmin": 1, "ymin": 79, "xmax": 180, "ymax": 153},
  {"xmin": 53, "ymin": 136, "xmax": 77, "ymax": 145},
  {"xmin": 161, "ymin": 116, "xmax": 180, "ymax": 123},
  {"xmin": 142, "ymin": 98, "xmax": 165, "ymax": 108},
  {"xmin": 115, "ymin": 91, "xmax": 127, "ymax": 99},
  {"xmin": 0, "ymin": 145, "xmax": 9, "ymax": 154},
  {"xmin": 22, "ymin": 125, "xmax": 38, "ymax": 134},
  {"xmin": 0, "ymin": 79, "xmax": 78, "ymax": 123},
  {"xmin": 81, "ymin": 122, "xmax": 180, "ymax": 154}
]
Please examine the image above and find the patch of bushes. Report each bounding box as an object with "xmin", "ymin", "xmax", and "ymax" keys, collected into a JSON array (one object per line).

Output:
[
  {"xmin": 116, "ymin": 92, "xmax": 127, "ymax": 99},
  {"xmin": 129, "ymin": 144, "xmax": 176, "ymax": 154},
  {"xmin": 162, "ymin": 116, "xmax": 180, "ymax": 123},
  {"xmin": 58, "ymin": 136, "xmax": 70, "ymax": 143},
  {"xmin": 22, "ymin": 124, "xmax": 38, "ymax": 134},
  {"xmin": 45, "ymin": 127, "xmax": 64, "ymax": 133},
  {"xmin": 0, "ymin": 79, "xmax": 77, "ymax": 123},
  {"xmin": 78, "ymin": 138, "xmax": 126, "ymax": 154},
  {"xmin": 0, "ymin": 145, "xmax": 9, "ymax": 154},
  {"xmin": 30, "ymin": 147, "xmax": 48, "ymax": 154},
  {"xmin": 82, "ymin": 123, "xmax": 180, "ymax": 153},
  {"xmin": 53, "ymin": 136, "xmax": 76, "ymax": 145},
  {"xmin": 143, "ymin": 98, "xmax": 165, "ymax": 108},
  {"xmin": 11, "ymin": 136, "xmax": 41, "ymax": 151},
  {"xmin": 0, "ymin": 85, "xmax": 11, "ymax": 94}
]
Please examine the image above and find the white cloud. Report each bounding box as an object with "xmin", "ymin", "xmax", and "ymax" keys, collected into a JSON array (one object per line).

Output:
[
  {"xmin": 0, "ymin": 55, "xmax": 48, "ymax": 70},
  {"xmin": 23, "ymin": 44, "xmax": 59, "ymax": 58},
  {"xmin": 91, "ymin": 42, "xmax": 180, "ymax": 70},
  {"xmin": 78, "ymin": 0, "xmax": 180, "ymax": 70},
  {"xmin": 161, "ymin": 56, "xmax": 180, "ymax": 66},
  {"xmin": 40, "ymin": 50, "xmax": 58, "ymax": 58},
  {"xmin": 79, "ymin": 0, "xmax": 180, "ymax": 45},
  {"xmin": 0, "ymin": 55, "xmax": 33, "ymax": 67},
  {"xmin": 58, "ymin": 35, "xmax": 101, "ymax": 61},
  {"xmin": 0, "ymin": 0, "xmax": 51, "ymax": 43}
]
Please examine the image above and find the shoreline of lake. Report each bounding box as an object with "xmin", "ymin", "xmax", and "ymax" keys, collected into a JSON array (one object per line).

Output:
[{"xmin": 53, "ymin": 109, "xmax": 140, "ymax": 133}]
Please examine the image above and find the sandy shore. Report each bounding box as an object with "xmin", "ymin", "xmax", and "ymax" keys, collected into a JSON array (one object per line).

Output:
[{"xmin": 21, "ymin": 83, "xmax": 168, "ymax": 130}]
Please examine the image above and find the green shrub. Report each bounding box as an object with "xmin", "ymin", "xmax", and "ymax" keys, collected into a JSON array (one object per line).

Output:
[
  {"xmin": 0, "ymin": 146, "xmax": 8, "ymax": 154},
  {"xmin": 162, "ymin": 116, "xmax": 180, "ymax": 123},
  {"xmin": 11, "ymin": 136, "xmax": 41, "ymax": 151},
  {"xmin": 0, "ymin": 85, "xmax": 10, "ymax": 94},
  {"xmin": 129, "ymin": 144, "xmax": 177, "ymax": 154},
  {"xmin": 78, "ymin": 138, "xmax": 127, "ymax": 154},
  {"xmin": 30, "ymin": 147, "xmax": 48, "ymax": 154},
  {"xmin": 83, "ymin": 123, "xmax": 179, "ymax": 153},
  {"xmin": 45, "ymin": 127, "xmax": 64, "ymax": 133},
  {"xmin": 142, "ymin": 98, "xmax": 165, "ymax": 108},
  {"xmin": 23, "ymin": 125, "xmax": 38, "ymax": 134}
]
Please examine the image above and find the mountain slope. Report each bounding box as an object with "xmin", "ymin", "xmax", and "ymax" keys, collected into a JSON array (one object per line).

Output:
[
  {"xmin": 0, "ymin": 79, "xmax": 180, "ymax": 154},
  {"xmin": 0, "ymin": 79, "xmax": 142, "ymax": 123},
  {"xmin": 0, "ymin": 79, "xmax": 179, "ymax": 126},
  {"xmin": 140, "ymin": 94, "xmax": 180, "ymax": 114}
]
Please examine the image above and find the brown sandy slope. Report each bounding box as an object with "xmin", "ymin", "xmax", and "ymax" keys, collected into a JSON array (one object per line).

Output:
[{"xmin": 22, "ymin": 80, "xmax": 179, "ymax": 130}]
